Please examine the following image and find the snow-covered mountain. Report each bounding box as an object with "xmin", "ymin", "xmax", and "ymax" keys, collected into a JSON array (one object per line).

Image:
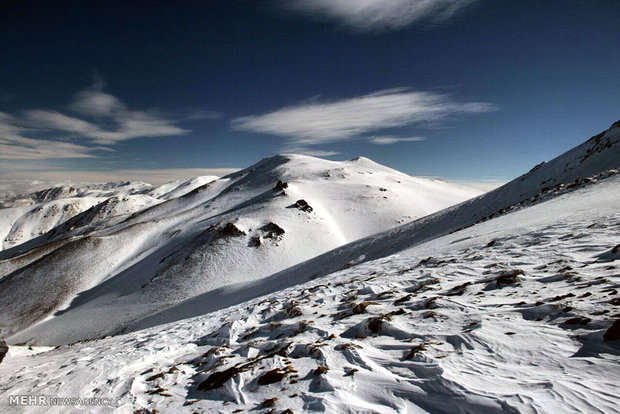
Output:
[
  {"xmin": 0, "ymin": 177, "xmax": 219, "ymax": 250},
  {"xmin": 126, "ymin": 120, "xmax": 620, "ymax": 334},
  {"xmin": 0, "ymin": 156, "xmax": 479, "ymax": 344},
  {"xmin": 0, "ymin": 122, "xmax": 618, "ymax": 414}
]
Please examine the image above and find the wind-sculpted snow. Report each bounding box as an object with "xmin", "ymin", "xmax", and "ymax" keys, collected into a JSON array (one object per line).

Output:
[
  {"xmin": 1, "ymin": 177, "xmax": 618, "ymax": 413},
  {"xmin": 0, "ymin": 155, "xmax": 479, "ymax": 343}
]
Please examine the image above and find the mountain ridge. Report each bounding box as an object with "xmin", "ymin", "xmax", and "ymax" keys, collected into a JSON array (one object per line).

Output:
[{"xmin": 0, "ymin": 154, "xmax": 480, "ymax": 344}]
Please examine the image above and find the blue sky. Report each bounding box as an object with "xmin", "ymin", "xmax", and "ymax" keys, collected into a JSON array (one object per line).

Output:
[{"xmin": 1, "ymin": 0, "xmax": 619, "ymax": 185}]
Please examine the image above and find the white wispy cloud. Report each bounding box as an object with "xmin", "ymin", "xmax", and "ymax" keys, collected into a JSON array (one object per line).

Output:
[
  {"xmin": 232, "ymin": 88, "xmax": 496, "ymax": 150},
  {"xmin": 282, "ymin": 147, "xmax": 341, "ymax": 157},
  {"xmin": 0, "ymin": 81, "xmax": 216, "ymax": 160},
  {"xmin": 369, "ymin": 135, "xmax": 426, "ymax": 145},
  {"xmin": 284, "ymin": 0, "xmax": 478, "ymax": 32},
  {"xmin": 0, "ymin": 112, "xmax": 99, "ymax": 160}
]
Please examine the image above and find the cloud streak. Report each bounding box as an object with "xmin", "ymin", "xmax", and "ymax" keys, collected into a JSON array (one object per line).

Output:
[
  {"xmin": 232, "ymin": 88, "xmax": 496, "ymax": 150},
  {"xmin": 369, "ymin": 135, "xmax": 426, "ymax": 145},
  {"xmin": 0, "ymin": 82, "xmax": 216, "ymax": 160},
  {"xmin": 0, "ymin": 112, "xmax": 100, "ymax": 160},
  {"xmin": 284, "ymin": 0, "xmax": 478, "ymax": 32}
]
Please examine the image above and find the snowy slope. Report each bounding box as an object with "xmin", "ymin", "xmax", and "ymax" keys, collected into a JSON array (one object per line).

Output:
[
  {"xmin": 0, "ymin": 166, "xmax": 618, "ymax": 414},
  {"xmin": 139, "ymin": 121, "xmax": 620, "ymax": 331},
  {"xmin": 0, "ymin": 157, "xmax": 479, "ymax": 344}
]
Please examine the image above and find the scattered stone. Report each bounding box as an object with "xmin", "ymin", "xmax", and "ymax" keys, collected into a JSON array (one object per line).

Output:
[
  {"xmin": 564, "ymin": 317, "xmax": 591, "ymax": 325},
  {"xmin": 285, "ymin": 302, "xmax": 303, "ymax": 317},
  {"xmin": 603, "ymin": 319, "xmax": 620, "ymax": 341},
  {"xmin": 294, "ymin": 199, "xmax": 313, "ymax": 213},
  {"xmin": 496, "ymin": 269, "xmax": 524, "ymax": 286},
  {"xmin": 423, "ymin": 311, "xmax": 436, "ymax": 319},
  {"xmin": 446, "ymin": 282, "xmax": 470, "ymax": 296},
  {"xmin": 344, "ymin": 368, "xmax": 358, "ymax": 377},
  {"xmin": 352, "ymin": 301, "xmax": 377, "ymax": 314},
  {"xmin": 424, "ymin": 297, "xmax": 438, "ymax": 309},
  {"xmin": 549, "ymin": 293, "xmax": 575, "ymax": 302},
  {"xmin": 220, "ymin": 222, "xmax": 246, "ymax": 237},
  {"xmin": 263, "ymin": 222, "xmax": 285, "ymax": 238},
  {"xmin": 404, "ymin": 344, "xmax": 426, "ymax": 359},
  {"xmin": 0, "ymin": 341, "xmax": 7, "ymax": 365},
  {"xmin": 257, "ymin": 369, "xmax": 286, "ymax": 385},
  {"xmin": 146, "ymin": 372, "xmax": 165, "ymax": 381},
  {"xmin": 197, "ymin": 367, "xmax": 241, "ymax": 391},
  {"xmin": 261, "ymin": 397, "xmax": 278, "ymax": 408},
  {"xmin": 393, "ymin": 294, "xmax": 412, "ymax": 306},
  {"xmin": 368, "ymin": 316, "xmax": 388, "ymax": 333},
  {"xmin": 313, "ymin": 366, "xmax": 329, "ymax": 376},
  {"xmin": 274, "ymin": 180, "xmax": 288, "ymax": 191}
]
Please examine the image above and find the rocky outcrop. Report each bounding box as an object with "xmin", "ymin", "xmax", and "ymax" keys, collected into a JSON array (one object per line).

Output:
[{"xmin": 0, "ymin": 340, "xmax": 8, "ymax": 364}]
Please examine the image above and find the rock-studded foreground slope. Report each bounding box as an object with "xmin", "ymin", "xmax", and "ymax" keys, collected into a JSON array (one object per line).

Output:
[{"xmin": 0, "ymin": 168, "xmax": 618, "ymax": 414}]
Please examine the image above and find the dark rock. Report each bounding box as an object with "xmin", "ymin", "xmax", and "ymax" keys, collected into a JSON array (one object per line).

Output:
[
  {"xmin": 146, "ymin": 372, "xmax": 165, "ymax": 381},
  {"xmin": 274, "ymin": 180, "xmax": 288, "ymax": 191},
  {"xmin": 294, "ymin": 199, "xmax": 313, "ymax": 213},
  {"xmin": 257, "ymin": 369, "xmax": 286, "ymax": 385},
  {"xmin": 0, "ymin": 340, "xmax": 8, "ymax": 364},
  {"xmin": 260, "ymin": 397, "xmax": 278, "ymax": 407},
  {"xmin": 496, "ymin": 269, "xmax": 524, "ymax": 286},
  {"xmin": 197, "ymin": 367, "xmax": 240, "ymax": 391},
  {"xmin": 367, "ymin": 316, "xmax": 386, "ymax": 333},
  {"xmin": 352, "ymin": 301, "xmax": 376, "ymax": 314},
  {"xmin": 313, "ymin": 366, "xmax": 329, "ymax": 375},
  {"xmin": 603, "ymin": 319, "xmax": 620, "ymax": 341},
  {"xmin": 285, "ymin": 303, "xmax": 303, "ymax": 317},
  {"xmin": 250, "ymin": 235, "xmax": 262, "ymax": 247},
  {"xmin": 344, "ymin": 368, "xmax": 358, "ymax": 376},
  {"xmin": 446, "ymin": 282, "xmax": 470, "ymax": 296},
  {"xmin": 263, "ymin": 222, "xmax": 285, "ymax": 238},
  {"xmin": 403, "ymin": 343, "xmax": 426, "ymax": 359},
  {"xmin": 220, "ymin": 222, "xmax": 246, "ymax": 237},
  {"xmin": 393, "ymin": 294, "xmax": 412, "ymax": 306},
  {"xmin": 564, "ymin": 317, "xmax": 591, "ymax": 325}
]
